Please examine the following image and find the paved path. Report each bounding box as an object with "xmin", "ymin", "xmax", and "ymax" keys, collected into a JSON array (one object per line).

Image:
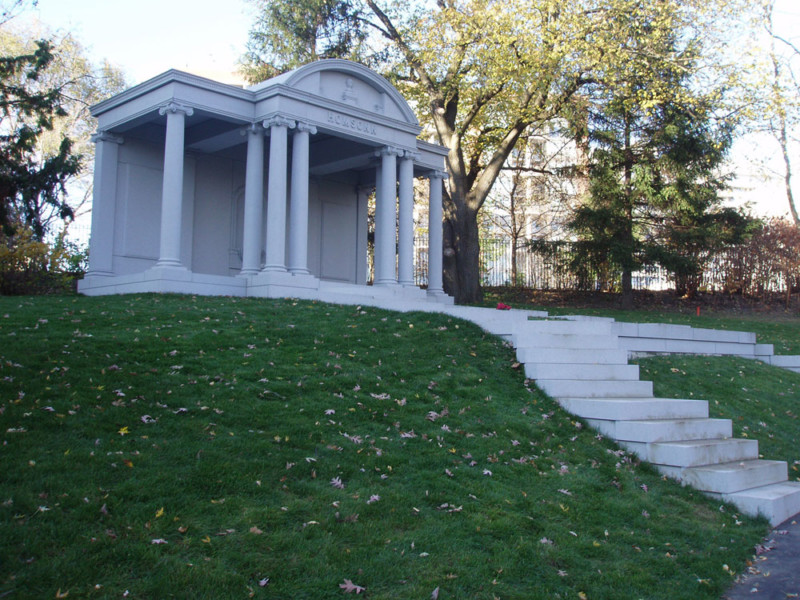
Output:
[{"xmin": 723, "ymin": 516, "xmax": 800, "ymax": 599}]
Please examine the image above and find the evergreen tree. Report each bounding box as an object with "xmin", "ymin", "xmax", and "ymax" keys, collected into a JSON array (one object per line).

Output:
[
  {"xmin": 240, "ymin": 0, "xmax": 369, "ymax": 82},
  {"xmin": 0, "ymin": 38, "xmax": 80, "ymax": 238},
  {"xmin": 568, "ymin": 28, "xmax": 749, "ymax": 304}
]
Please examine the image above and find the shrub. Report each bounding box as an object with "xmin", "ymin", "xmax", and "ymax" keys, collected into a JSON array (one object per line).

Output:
[{"xmin": 0, "ymin": 224, "xmax": 80, "ymax": 295}]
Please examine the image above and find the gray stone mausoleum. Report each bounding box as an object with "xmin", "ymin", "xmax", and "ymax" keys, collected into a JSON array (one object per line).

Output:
[{"xmin": 79, "ymin": 59, "xmax": 451, "ymax": 305}]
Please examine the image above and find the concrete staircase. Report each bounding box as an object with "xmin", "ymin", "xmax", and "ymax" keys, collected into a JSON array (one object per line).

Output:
[{"xmin": 452, "ymin": 310, "xmax": 800, "ymax": 526}]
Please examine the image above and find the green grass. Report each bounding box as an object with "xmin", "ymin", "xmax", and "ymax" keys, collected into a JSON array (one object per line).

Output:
[{"xmin": 0, "ymin": 294, "xmax": 785, "ymax": 599}]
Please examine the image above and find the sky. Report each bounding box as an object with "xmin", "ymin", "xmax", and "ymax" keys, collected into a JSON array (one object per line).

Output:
[
  {"xmin": 13, "ymin": 0, "xmax": 800, "ymax": 222},
  {"xmin": 28, "ymin": 0, "xmax": 253, "ymax": 85}
]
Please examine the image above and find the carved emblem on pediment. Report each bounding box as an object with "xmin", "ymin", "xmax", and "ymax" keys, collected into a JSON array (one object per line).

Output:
[{"xmin": 342, "ymin": 77, "xmax": 358, "ymax": 105}]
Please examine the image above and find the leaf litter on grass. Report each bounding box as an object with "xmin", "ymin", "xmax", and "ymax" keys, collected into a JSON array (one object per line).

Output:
[{"xmin": 0, "ymin": 294, "xmax": 781, "ymax": 599}]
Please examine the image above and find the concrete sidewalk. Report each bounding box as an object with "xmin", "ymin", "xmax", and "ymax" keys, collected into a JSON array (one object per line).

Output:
[{"xmin": 723, "ymin": 516, "xmax": 800, "ymax": 599}]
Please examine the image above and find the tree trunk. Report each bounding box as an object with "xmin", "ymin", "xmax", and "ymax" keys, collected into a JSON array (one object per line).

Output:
[
  {"xmin": 443, "ymin": 199, "xmax": 483, "ymax": 304},
  {"xmin": 778, "ymin": 114, "xmax": 799, "ymax": 225},
  {"xmin": 621, "ymin": 268, "xmax": 633, "ymax": 309}
]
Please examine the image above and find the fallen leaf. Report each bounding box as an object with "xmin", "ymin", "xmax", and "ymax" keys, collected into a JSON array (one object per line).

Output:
[
  {"xmin": 431, "ymin": 586, "xmax": 440, "ymax": 599},
  {"xmin": 339, "ymin": 578, "xmax": 365, "ymax": 594},
  {"xmin": 150, "ymin": 538, "xmax": 168, "ymax": 545},
  {"xmin": 55, "ymin": 589, "xmax": 69, "ymax": 598},
  {"xmin": 155, "ymin": 507, "xmax": 165, "ymax": 518},
  {"xmin": 249, "ymin": 526, "xmax": 263, "ymax": 534}
]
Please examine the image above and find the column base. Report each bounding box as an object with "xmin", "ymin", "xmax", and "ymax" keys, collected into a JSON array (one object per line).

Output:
[
  {"xmin": 154, "ymin": 259, "xmax": 186, "ymax": 269},
  {"xmin": 238, "ymin": 268, "xmax": 261, "ymax": 278},
  {"xmin": 427, "ymin": 289, "xmax": 454, "ymax": 304},
  {"xmin": 146, "ymin": 264, "xmax": 191, "ymax": 280}
]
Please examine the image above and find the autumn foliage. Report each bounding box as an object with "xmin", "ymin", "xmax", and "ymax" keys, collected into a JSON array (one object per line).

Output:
[{"xmin": 714, "ymin": 218, "xmax": 800, "ymax": 306}]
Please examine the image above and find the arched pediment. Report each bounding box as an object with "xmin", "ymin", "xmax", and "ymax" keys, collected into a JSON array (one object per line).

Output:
[{"xmin": 282, "ymin": 60, "xmax": 418, "ymax": 125}]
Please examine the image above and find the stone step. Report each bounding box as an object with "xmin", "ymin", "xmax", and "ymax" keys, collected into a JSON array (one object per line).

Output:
[
  {"xmin": 719, "ymin": 482, "xmax": 800, "ymax": 526},
  {"xmin": 585, "ymin": 417, "xmax": 732, "ymax": 443},
  {"xmin": 511, "ymin": 332, "xmax": 621, "ymax": 350},
  {"xmin": 517, "ymin": 319, "xmax": 614, "ymax": 336},
  {"xmin": 537, "ymin": 378, "xmax": 653, "ymax": 399},
  {"xmin": 754, "ymin": 343, "xmax": 774, "ymax": 358},
  {"xmin": 658, "ymin": 459, "xmax": 788, "ymax": 494},
  {"xmin": 621, "ymin": 336, "xmax": 758, "ymax": 356},
  {"xmin": 614, "ymin": 322, "xmax": 756, "ymax": 344},
  {"xmin": 557, "ymin": 397, "xmax": 709, "ymax": 421},
  {"xmin": 517, "ymin": 347, "xmax": 629, "ymax": 365},
  {"xmin": 624, "ymin": 438, "xmax": 759, "ymax": 467},
  {"xmin": 525, "ymin": 363, "xmax": 640, "ymax": 381},
  {"xmin": 769, "ymin": 355, "xmax": 800, "ymax": 368}
]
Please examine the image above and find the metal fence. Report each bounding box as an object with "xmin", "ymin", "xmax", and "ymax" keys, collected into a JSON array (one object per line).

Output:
[{"xmin": 413, "ymin": 236, "xmax": 700, "ymax": 292}]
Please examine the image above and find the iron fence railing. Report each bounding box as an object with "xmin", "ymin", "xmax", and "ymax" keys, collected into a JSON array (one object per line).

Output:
[{"xmin": 410, "ymin": 236, "xmax": 796, "ymax": 293}]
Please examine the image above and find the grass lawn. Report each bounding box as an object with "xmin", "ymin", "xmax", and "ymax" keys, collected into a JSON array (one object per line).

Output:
[{"xmin": 0, "ymin": 294, "xmax": 790, "ymax": 599}]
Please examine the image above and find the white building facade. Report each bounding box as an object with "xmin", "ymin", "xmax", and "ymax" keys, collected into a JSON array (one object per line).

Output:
[{"xmin": 79, "ymin": 60, "xmax": 451, "ymax": 305}]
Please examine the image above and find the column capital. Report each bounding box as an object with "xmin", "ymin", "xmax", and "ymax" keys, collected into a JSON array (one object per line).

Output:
[
  {"xmin": 263, "ymin": 115, "xmax": 296, "ymax": 130},
  {"xmin": 158, "ymin": 101, "xmax": 194, "ymax": 117},
  {"xmin": 91, "ymin": 131, "xmax": 124, "ymax": 145},
  {"xmin": 375, "ymin": 145, "xmax": 403, "ymax": 158},
  {"xmin": 403, "ymin": 150, "xmax": 421, "ymax": 161},
  {"xmin": 296, "ymin": 122, "xmax": 318, "ymax": 135},
  {"xmin": 241, "ymin": 122, "xmax": 265, "ymax": 137},
  {"xmin": 429, "ymin": 169, "xmax": 449, "ymax": 181}
]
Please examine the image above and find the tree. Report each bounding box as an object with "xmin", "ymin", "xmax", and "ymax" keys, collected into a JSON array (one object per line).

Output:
[
  {"xmin": 240, "ymin": 0, "xmax": 369, "ymax": 82},
  {"xmin": 762, "ymin": 0, "xmax": 800, "ymax": 224},
  {"xmin": 483, "ymin": 132, "xmax": 578, "ymax": 285},
  {"xmin": 0, "ymin": 37, "xmax": 79, "ymax": 238},
  {"xmin": 243, "ymin": 0, "xmax": 760, "ymax": 303},
  {"xmin": 568, "ymin": 24, "xmax": 749, "ymax": 305},
  {"xmin": 0, "ymin": 21, "xmax": 126, "ymax": 240}
]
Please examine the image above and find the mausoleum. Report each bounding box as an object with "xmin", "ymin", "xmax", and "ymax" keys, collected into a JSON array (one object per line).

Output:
[{"xmin": 78, "ymin": 59, "xmax": 452, "ymax": 305}]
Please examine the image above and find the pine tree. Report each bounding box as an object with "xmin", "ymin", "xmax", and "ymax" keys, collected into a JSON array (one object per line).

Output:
[
  {"xmin": 0, "ymin": 39, "xmax": 81, "ymax": 238},
  {"xmin": 568, "ymin": 27, "xmax": 749, "ymax": 304}
]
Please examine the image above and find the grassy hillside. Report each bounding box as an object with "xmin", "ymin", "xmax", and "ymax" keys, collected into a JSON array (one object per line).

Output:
[{"xmin": 0, "ymin": 294, "xmax": 790, "ymax": 599}]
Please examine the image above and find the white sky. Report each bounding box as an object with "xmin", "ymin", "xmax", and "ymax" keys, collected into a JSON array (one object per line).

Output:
[
  {"xmin": 28, "ymin": 0, "xmax": 253, "ymax": 85},
  {"xmin": 14, "ymin": 0, "xmax": 800, "ymax": 222}
]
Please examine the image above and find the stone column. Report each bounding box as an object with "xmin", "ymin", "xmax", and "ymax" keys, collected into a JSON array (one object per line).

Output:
[
  {"xmin": 374, "ymin": 146, "xmax": 402, "ymax": 285},
  {"xmin": 427, "ymin": 170, "xmax": 446, "ymax": 296},
  {"xmin": 240, "ymin": 124, "xmax": 265, "ymax": 276},
  {"xmin": 397, "ymin": 151, "xmax": 418, "ymax": 286},
  {"xmin": 86, "ymin": 131, "xmax": 123, "ymax": 277},
  {"xmin": 262, "ymin": 116, "xmax": 296, "ymax": 272},
  {"xmin": 155, "ymin": 101, "xmax": 193, "ymax": 268},
  {"xmin": 288, "ymin": 122, "xmax": 317, "ymax": 275}
]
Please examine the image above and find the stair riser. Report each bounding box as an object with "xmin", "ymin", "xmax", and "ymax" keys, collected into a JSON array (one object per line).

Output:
[
  {"xmin": 525, "ymin": 363, "xmax": 639, "ymax": 381},
  {"xmin": 558, "ymin": 398, "xmax": 709, "ymax": 421},
  {"xmin": 585, "ymin": 418, "xmax": 732, "ymax": 443},
  {"xmin": 538, "ymin": 379, "xmax": 653, "ymax": 399},
  {"xmin": 658, "ymin": 461, "xmax": 788, "ymax": 494},
  {"xmin": 716, "ymin": 483, "xmax": 800, "ymax": 526},
  {"xmin": 769, "ymin": 355, "xmax": 800, "ymax": 368},
  {"xmin": 517, "ymin": 347, "xmax": 629, "ymax": 365},
  {"xmin": 622, "ymin": 439, "xmax": 759, "ymax": 467},
  {"xmin": 512, "ymin": 333, "xmax": 620, "ymax": 350},
  {"xmin": 517, "ymin": 321, "xmax": 614, "ymax": 336}
]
